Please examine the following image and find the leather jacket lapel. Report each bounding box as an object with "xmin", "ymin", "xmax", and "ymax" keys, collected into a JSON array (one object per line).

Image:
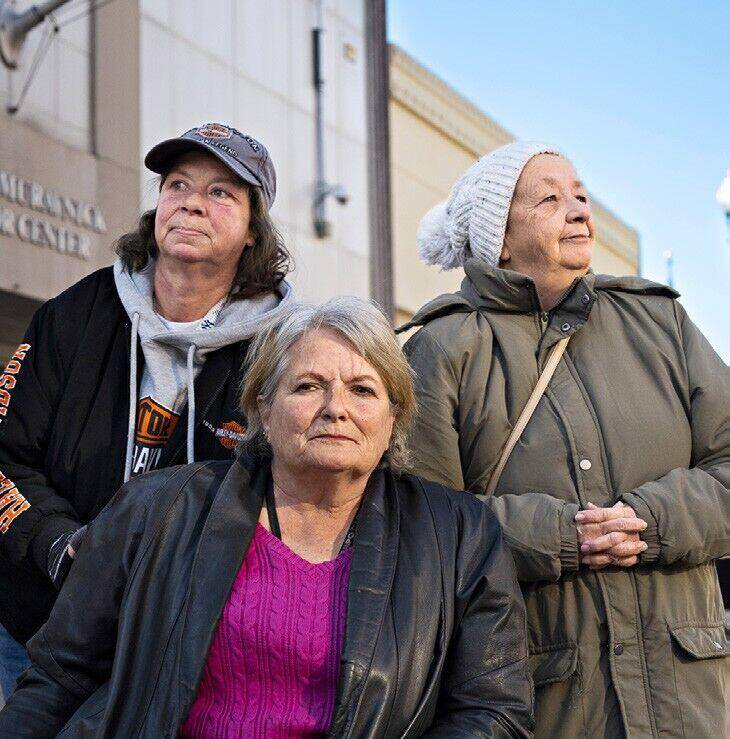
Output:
[
  {"xmin": 329, "ymin": 469, "xmax": 400, "ymax": 736},
  {"xmin": 176, "ymin": 457, "xmax": 266, "ymax": 715}
]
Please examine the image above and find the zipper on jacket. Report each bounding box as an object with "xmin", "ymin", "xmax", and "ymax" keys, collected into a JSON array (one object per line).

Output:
[
  {"xmin": 534, "ymin": 310, "xmax": 551, "ymax": 367},
  {"xmin": 539, "ymin": 311, "xmax": 549, "ymax": 334}
]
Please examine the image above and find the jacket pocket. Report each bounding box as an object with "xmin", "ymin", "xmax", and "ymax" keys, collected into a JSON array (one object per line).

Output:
[
  {"xmin": 529, "ymin": 644, "xmax": 587, "ymax": 736},
  {"xmin": 529, "ymin": 644, "xmax": 578, "ymax": 687},
  {"xmin": 669, "ymin": 623, "xmax": 728, "ymax": 659},
  {"xmin": 668, "ymin": 624, "xmax": 729, "ymax": 738}
]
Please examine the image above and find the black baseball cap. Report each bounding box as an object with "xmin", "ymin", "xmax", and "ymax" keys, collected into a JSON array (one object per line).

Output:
[{"xmin": 144, "ymin": 123, "xmax": 276, "ymax": 208}]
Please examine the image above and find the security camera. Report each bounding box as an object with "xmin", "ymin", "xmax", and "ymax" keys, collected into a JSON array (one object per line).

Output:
[
  {"xmin": 313, "ymin": 181, "xmax": 349, "ymax": 238},
  {"xmin": 331, "ymin": 184, "xmax": 349, "ymax": 205}
]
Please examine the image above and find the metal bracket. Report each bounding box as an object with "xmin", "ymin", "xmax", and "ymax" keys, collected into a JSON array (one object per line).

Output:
[
  {"xmin": 313, "ymin": 182, "xmax": 349, "ymax": 238},
  {"xmin": 0, "ymin": 0, "xmax": 71, "ymax": 69}
]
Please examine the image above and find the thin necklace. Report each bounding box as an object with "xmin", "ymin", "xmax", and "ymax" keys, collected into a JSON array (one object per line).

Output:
[{"xmin": 265, "ymin": 480, "xmax": 361, "ymax": 555}]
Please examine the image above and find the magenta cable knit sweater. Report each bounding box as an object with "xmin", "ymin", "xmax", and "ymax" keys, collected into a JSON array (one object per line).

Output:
[{"xmin": 180, "ymin": 523, "xmax": 352, "ymax": 738}]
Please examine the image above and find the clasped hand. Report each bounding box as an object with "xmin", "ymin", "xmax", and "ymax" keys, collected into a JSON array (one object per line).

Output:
[{"xmin": 575, "ymin": 501, "xmax": 648, "ymax": 570}]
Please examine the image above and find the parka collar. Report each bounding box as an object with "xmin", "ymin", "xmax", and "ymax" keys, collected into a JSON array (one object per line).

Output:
[
  {"xmin": 399, "ymin": 259, "xmax": 591, "ymax": 332},
  {"xmin": 461, "ymin": 258, "xmax": 543, "ymax": 313},
  {"xmin": 461, "ymin": 258, "xmax": 678, "ymax": 309},
  {"xmin": 399, "ymin": 257, "xmax": 678, "ymax": 333}
]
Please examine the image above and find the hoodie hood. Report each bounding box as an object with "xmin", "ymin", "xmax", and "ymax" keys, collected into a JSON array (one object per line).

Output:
[
  {"xmin": 113, "ymin": 257, "xmax": 295, "ymax": 481},
  {"xmin": 399, "ymin": 258, "xmax": 678, "ymax": 332},
  {"xmin": 113, "ymin": 258, "xmax": 295, "ymax": 354}
]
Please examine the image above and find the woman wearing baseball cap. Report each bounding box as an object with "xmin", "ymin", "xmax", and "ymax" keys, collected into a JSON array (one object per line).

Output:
[{"xmin": 0, "ymin": 124, "xmax": 294, "ymax": 696}]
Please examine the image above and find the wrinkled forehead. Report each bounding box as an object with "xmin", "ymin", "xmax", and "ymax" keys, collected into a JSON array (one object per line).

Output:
[
  {"xmin": 286, "ymin": 328, "xmax": 377, "ymax": 378},
  {"xmin": 517, "ymin": 153, "xmax": 583, "ymax": 193}
]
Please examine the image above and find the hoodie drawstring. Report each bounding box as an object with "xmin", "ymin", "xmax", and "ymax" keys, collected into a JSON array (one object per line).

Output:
[
  {"xmin": 123, "ymin": 312, "xmax": 140, "ymax": 483},
  {"xmin": 186, "ymin": 344, "xmax": 197, "ymax": 465},
  {"xmin": 123, "ymin": 320, "xmax": 197, "ymax": 480}
]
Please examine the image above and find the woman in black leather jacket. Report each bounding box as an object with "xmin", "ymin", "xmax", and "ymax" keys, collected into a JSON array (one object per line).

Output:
[{"xmin": 0, "ymin": 298, "xmax": 533, "ymax": 738}]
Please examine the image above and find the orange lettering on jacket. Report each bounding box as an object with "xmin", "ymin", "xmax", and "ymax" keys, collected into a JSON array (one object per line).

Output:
[
  {"xmin": 0, "ymin": 470, "xmax": 31, "ymax": 534},
  {"xmin": 0, "ymin": 475, "xmax": 16, "ymax": 495},
  {"xmin": 0, "ymin": 343, "xmax": 31, "ymax": 425},
  {"xmin": 11, "ymin": 344, "xmax": 30, "ymax": 361},
  {"xmin": 0, "ymin": 500, "xmax": 31, "ymax": 533},
  {"xmin": 0, "ymin": 489, "xmax": 22, "ymax": 509}
]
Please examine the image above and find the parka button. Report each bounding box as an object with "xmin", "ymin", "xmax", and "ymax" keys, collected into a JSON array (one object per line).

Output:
[
  {"xmin": 579, "ymin": 458, "xmax": 592, "ymax": 471},
  {"xmin": 613, "ymin": 643, "xmax": 624, "ymax": 656},
  {"xmin": 561, "ymin": 322, "xmax": 571, "ymax": 332},
  {"xmin": 581, "ymin": 293, "xmax": 591, "ymax": 304}
]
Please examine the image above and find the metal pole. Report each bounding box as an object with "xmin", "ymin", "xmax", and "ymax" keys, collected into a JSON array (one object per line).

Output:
[
  {"xmin": 312, "ymin": 0, "xmax": 329, "ymax": 238},
  {"xmin": 364, "ymin": 0, "xmax": 394, "ymax": 318},
  {"xmin": 14, "ymin": 0, "xmax": 70, "ymax": 33}
]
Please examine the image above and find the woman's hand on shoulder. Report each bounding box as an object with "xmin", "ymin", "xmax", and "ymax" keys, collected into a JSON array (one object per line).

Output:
[{"xmin": 575, "ymin": 502, "xmax": 648, "ymax": 569}]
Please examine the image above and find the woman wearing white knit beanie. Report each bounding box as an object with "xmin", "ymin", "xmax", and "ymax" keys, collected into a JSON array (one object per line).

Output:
[
  {"xmin": 418, "ymin": 141, "xmax": 563, "ymax": 270},
  {"xmin": 402, "ymin": 142, "xmax": 730, "ymax": 738}
]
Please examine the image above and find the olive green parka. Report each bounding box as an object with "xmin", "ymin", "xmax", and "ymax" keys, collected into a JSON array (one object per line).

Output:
[{"xmin": 401, "ymin": 258, "xmax": 729, "ymax": 739}]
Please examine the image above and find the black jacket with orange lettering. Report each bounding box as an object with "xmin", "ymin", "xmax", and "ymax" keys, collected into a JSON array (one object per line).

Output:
[{"xmin": 0, "ymin": 267, "xmax": 253, "ymax": 643}]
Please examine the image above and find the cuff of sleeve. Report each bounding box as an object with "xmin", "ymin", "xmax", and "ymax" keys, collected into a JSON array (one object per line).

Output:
[
  {"xmin": 621, "ymin": 492, "xmax": 660, "ymax": 564},
  {"xmin": 559, "ymin": 503, "xmax": 581, "ymax": 573},
  {"xmin": 30, "ymin": 515, "xmax": 81, "ymax": 577}
]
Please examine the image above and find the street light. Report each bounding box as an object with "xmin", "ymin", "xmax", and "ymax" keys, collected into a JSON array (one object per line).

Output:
[
  {"xmin": 716, "ymin": 171, "xmax": 730, "ymax": 242},
  {"xmin": 0, "ymin": 0, "xmax": 73, "ymax": 69}
]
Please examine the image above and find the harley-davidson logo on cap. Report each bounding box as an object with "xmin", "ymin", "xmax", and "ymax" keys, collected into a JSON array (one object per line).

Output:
[
  {"xmin": 196, "ymin": 123, "xmax": 233, "ymax": 140},
  {"xmin": 144, "ymin": 123, "xmax": 277, "ymax": 208}
]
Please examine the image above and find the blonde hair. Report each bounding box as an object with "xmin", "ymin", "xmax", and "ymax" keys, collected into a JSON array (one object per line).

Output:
[{"xmin": 240, "ymin": 297, "xmax": 416, "ymax": 471}]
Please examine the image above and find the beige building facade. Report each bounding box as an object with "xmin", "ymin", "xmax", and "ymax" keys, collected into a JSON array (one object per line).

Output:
[
  {"xmin": 1, "ymin": 6, "xmax": 639, "ymax": 367},
  {"xmin": 389, "ymin": 45, "xmax": 640, "ymax": 325},
  {"xmin": 0, "ymin": 1, "xmax": 139, "ymax": 361},
  {"xmin": 0, "ymin": 0, "xmax": 374, "ymax": 364}
]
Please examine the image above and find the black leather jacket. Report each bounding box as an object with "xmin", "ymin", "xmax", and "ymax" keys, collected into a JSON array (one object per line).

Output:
[{"xmin": 0, "ymin": 458, "xmax": 534, "ymax": 737}]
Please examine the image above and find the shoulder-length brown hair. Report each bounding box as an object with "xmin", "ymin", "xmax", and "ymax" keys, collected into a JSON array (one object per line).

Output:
[{"xmin": 115, "ymin": 175, "xmax": 291, "ymax": 299}]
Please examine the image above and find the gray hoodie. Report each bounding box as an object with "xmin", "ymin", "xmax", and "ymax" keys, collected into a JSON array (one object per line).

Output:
[{"xmin": 114, "ymin": 258, "xmax": 294, "ymax": 480}]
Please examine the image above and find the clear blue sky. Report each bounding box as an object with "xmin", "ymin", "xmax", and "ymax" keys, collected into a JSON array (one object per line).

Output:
[{"xmin": 388, "ymin": 1, "xmax": 730, "ymax": 362}]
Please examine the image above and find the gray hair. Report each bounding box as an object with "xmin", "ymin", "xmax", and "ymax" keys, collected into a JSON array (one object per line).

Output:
[{"xmin": 240, "ymin": 296, "xmax": 416, "ymax": 471}]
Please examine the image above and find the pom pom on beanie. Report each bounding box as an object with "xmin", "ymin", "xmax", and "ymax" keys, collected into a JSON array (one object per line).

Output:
[
  {"xmin": 417, "ymin": 201, "xmax": 464, "ymax": 270},
  {"xmin": 417, "ymin": 140, "xmax": 563, "ymax": 270}
]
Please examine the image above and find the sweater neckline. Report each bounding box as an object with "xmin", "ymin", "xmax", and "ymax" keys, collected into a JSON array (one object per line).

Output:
[{"xmin": 254, "ymin": 522, "xmax": 353, "ymax": 572}]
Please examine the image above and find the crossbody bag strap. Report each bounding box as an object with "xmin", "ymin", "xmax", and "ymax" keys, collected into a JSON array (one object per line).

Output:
[{"xmin": 485, "ymin": 336, "xmax": 570, "ymax": 497}]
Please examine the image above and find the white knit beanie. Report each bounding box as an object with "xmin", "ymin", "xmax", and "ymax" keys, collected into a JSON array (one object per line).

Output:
[{"xmin": 418, "ymin": 141, "xmax": 563, "ymax": 270}]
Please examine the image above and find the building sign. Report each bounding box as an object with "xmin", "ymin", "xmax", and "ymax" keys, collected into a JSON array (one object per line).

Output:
[{"xmin": 0, "ymin": 169, "xmax": 107, "ymax": 261}]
